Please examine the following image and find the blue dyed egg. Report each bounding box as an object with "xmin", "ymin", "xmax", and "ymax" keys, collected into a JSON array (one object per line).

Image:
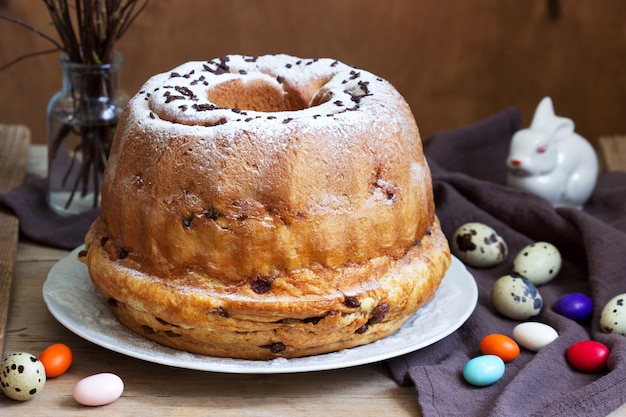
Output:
[
  {"xmin": 553, "ymin": 292, "xmax": 593, "ymax": 322},
  {"xmin": 463, "ymin": 355, "xmax": 505, "ymax": 387}
]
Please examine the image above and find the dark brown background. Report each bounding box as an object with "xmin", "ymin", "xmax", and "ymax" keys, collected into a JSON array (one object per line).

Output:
[{"xmin": 1, "ymin": 0, "xmax": 625, "ymax": 150}]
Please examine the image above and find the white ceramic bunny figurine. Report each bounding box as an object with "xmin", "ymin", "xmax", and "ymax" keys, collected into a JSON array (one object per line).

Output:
[{"xmin": 506, "ymin": 96, "xmax": 598, "ymax": 209}]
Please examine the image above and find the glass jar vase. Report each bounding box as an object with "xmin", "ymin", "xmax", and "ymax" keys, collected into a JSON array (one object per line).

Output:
[{"xmin": 46, "ymin": 52, "xmax": 127, "ymax": 215}]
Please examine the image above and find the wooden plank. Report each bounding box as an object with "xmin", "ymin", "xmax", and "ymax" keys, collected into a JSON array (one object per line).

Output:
[
  {"xmin": 0, "ymin": 124, "xmax": 31, "ymax": 356},
  {"xmin": 598, "ymin": 135, "xmax": 626, "ymax": 172}
]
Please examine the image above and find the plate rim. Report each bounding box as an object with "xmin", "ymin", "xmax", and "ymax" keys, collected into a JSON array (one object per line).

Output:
[{"xmin": 43, "ymin": 247, "xmax": 477, "ymax": 374}]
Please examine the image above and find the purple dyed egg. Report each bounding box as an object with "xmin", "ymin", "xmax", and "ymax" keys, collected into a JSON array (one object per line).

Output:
[{"xmin": 553, "ymin": 292, "xmax": 593, "ymax": 322}]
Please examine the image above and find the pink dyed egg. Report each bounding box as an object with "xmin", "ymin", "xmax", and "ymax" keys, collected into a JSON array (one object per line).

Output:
[{"xmin": 73, "ymin": 373, "xmax": 124, "ymax": 406}]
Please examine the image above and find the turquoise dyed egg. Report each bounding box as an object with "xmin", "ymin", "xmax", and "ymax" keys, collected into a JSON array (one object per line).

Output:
[{"xmin": 463, "ymin": 355, "xmax": 505, "ymax": 387}]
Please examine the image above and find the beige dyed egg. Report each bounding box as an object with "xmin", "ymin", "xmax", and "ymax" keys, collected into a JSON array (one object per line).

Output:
[
  {"xmin": 491, "ymin": 274, "xmax": 543, "ymax": 320},
  {"xmin": 512, "ymin": 242, "xmax": 562, "ymax": 285},
  {"xmin": 600, "ymin": 294, "xmax": 626, "ymax": 335},
  {"xmin": 0, "ymin": 352, "xmax": 46, "ymax": 401},
  {"xmin": 452, "ymin": 222, "xmax": 508, "ymax": 267}
]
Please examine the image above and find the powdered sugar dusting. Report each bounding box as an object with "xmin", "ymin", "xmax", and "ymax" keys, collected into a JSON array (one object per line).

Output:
[{"xmin": 127, "ymin": 54, "xmax": 401, "ymax": 142}]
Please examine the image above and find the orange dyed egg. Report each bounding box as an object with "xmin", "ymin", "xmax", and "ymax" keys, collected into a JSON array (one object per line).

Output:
[
  {"xmin": 39, "ymin": 343, "xmax": 73, "ymax": 378},
  {"xmin": 480, "ymin": 334, "xmax": 520, "ymax": 362}
]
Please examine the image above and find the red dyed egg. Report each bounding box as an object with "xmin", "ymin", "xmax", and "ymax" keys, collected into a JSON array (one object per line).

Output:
[{"xmin": 566, "ymin": 340, "xmax": 609, "ymax": 372}]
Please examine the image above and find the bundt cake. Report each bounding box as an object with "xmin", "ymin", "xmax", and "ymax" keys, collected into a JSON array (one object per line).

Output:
[{"xmin": 81, "ymin": 54, "xmax": 451, "ymax": 360}]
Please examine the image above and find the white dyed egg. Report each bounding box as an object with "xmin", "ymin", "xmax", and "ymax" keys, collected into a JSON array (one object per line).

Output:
[
  {"xmin": 452, "ymin": 222, "xmax": 508, "ymax": 267},
  {"xmin": 512, "ymin": 241, "xmax": 562, "ymax": 285},
  {"xmin": 0, "ymin": 352, "xmax": 46, "ymax": 401},
  {"xmin": 513, "ymin": 322, "xmax": 559, "ymax": 351},
  {"xmin": 73, "ymin": 373, "xmax": 124, "ymax": 406},
  {"xmin": 600, "ymin": 293, "xmax": 626, "ymax": 335},
  {"xmin": 491, "ymin": 275, "xmax": 543, "ymax": 320}
]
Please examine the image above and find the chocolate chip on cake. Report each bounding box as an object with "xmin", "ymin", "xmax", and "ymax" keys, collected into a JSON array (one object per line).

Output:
[
  {"xmin": 369, "ymin": 303, "xmax": 390, "ymax": 324},
  {"xmin": 251, "ymin": 277, "xmax": 272, "ymax": 294},
  {"xmin": 355, "ymin": 324, "xmax": 369, "ymax": 334},
  {"xmin": 269, "ymin": 342, "xmax": 286, "ymax": 353},
  {"xmin": 344, "ymin": 296, "xmax": 361, "ymax": 308},
  {"xmin": 214, "ymin": 307, "xmax": 228, "ymax": 318},
  {"xmin": 303, "ymin": 316, "xmax": 324, "ymax": 325},
  {"xmin": 204, "ymin": 207, "xmax": 219, "ymax": 220}
]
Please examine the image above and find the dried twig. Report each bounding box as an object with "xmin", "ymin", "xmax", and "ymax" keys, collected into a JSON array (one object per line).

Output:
[
  {"xmin": 1, "ymin": 1, "xmax": 150, "ymax": 211},
  {"xmin": 1, "ymin": 0, "xmax": 150, "ymax": 67}
]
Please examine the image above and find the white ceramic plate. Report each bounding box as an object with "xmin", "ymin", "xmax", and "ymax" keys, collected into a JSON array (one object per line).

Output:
[{"xmin": 43, "ymin": 247, "xmax": 477, "ymax": 374}]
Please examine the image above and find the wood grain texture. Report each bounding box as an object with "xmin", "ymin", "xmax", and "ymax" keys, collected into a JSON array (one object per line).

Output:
[
  {"xmin": 1, "ymin": 1, "xmax": 626, "ymax": 145},
  {"xmin": 598, "ymin": 135, "xmax": 626, "ymax": 172},
  {"xmin": 0, "ymin": 124, "xmax": 30, "ymax": 357}
]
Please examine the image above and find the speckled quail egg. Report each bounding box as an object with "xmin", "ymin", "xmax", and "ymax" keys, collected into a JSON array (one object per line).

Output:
[
  {"xmin": 0, "ymin": 352, "xmax": 46, "ymax": 401},
  {"xmin": 491, "ymin": 274, "xmax": 543, "ymax": 320},
  {"xmin": 600, "ymin": 293, "xmax": 626, "ymax": 335},
  {"xmin": 451, "ymin": 222, "xmax": 508, "ymax": 268},
  {"xmin": 512, "ymin": 241, "xmax": 562, "ymax": 285}
]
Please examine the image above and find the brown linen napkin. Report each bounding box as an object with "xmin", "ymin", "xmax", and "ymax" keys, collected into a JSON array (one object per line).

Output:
[
  {"xmin": 0, "ymin": 177, "xmax": 98, "ymax": 250},
  {"xmin": 387, "ymin": 108, "xmax": 626, "ymax": 417}
]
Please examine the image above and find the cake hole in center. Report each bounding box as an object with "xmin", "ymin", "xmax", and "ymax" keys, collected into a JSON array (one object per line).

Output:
[{"xmin": 206, "ymin": 76, "xmax": 331, "ymax": 112}]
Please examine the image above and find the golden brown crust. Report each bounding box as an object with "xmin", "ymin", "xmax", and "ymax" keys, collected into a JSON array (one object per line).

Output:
[
  {"xmin": 82, "ymin": 54, "xmax": 450, "ymax": 359},
  {"xmin": 99, "ymin": 55, "xmax": 435, "ymax": 282},
  {"xmin": 84, "ymin": 217, "xmax": 450, "ymax": 360}
]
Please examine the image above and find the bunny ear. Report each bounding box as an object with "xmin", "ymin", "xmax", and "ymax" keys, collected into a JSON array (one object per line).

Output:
[
  {"xmin": 530, "ymin": 97, "xmax": 556, "ymax": 129},
  {"xmin": 530, "ymin": 96, "xmax": 575, "ymax": 139},
  {"xmin": 548, "ymin": 117, "xmax": 575, "ymax": 139}
]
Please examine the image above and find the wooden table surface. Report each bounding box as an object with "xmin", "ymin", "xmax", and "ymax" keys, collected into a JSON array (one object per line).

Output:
[{"xmin": 1, "ymin": 125, "xmax": 625, "ymax": 416}]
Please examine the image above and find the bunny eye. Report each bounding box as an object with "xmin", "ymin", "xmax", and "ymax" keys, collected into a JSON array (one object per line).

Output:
[{"xmin": 537, "ymin": 145, "xmax": 547, "ymax": 154}]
